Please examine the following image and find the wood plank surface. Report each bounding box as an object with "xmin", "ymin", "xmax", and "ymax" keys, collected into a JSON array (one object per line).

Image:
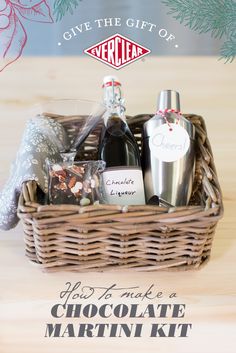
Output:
[{"xmin": 0, "ymin": 56, "xmax": 235, "ymax": 353}]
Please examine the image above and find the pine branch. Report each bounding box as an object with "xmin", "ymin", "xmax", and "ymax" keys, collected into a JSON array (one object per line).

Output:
[
  {"xmin": 162, "ymin": 0, "xmax": 236, "ymax": 62},
  {"xmin": 162, "ymin": 0, "xmax": 236, "ymax": 38},
  {"xmin": 53, "ymin": 0, "xmax": 81, "ymax": 21},
  {"xmin": 220, "ymin": 35, "xmax": 236, "ymax": 62}
]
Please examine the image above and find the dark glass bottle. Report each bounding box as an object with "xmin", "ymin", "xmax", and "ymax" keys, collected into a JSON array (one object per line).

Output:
[{"xmin": 98, "ymin": 76, "xmax": 145, "ymax": 205}]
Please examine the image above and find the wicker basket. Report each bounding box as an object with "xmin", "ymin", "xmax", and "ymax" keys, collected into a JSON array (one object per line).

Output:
[{"xmin": 17, "ymin": 114, "xmax": 223, "ymax": 272}]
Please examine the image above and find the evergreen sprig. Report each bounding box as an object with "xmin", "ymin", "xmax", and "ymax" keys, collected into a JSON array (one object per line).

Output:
[
  {"xmin": 162, "ymin": 0, "xmax": 236, "ymax": 62},
  {"xmin": 53, "ymin": 0, "xmax": 81, "ymax": 22},
  {"xmin": 220, "ymin": 34, "xmax": 236, "ymax": 63}
]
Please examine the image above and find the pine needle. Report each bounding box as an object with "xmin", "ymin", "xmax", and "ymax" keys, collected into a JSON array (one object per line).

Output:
[
  {"xmin": 53, "ymin": 0, "xmax": 82, "ymax": 22},
  {"xmin": 220, "ymin": 35, "xmax": 236, "ymax": 62},
  {"xmin": 162, "ymin": 0, "xmax": 236, "ymax": 62}
]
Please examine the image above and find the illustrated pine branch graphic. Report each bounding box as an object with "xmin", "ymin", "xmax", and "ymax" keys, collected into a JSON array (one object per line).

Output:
[
  {"xmin": 162, "ymin": 0, "xmax": 235, "ymax": 38},
  {"xmin": 162, "ymin": 0, "xmax": 236, "ymax": 62},
  {"xmin": 220, "ymin": 34, "xmax": 236, "ymax": 62},
  {"xmin": 53, "ymin": 0, "xmax": 82, "ymax": 21}
]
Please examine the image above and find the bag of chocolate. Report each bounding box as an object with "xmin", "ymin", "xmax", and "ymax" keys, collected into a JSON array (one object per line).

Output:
[{"xmin": 47, "ymin": 159, "xmax": 106, "ymax": 206}]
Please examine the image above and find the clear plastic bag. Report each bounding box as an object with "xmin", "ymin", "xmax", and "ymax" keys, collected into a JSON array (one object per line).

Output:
[{"xmin": 47, "ymin": 153, "xmax": 106, "ymax": 206}]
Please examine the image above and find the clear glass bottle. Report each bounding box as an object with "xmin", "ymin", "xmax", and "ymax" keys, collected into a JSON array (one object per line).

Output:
[{"xmin": 98, "ymin": 76, "xmax": 145, "ymax": 205}]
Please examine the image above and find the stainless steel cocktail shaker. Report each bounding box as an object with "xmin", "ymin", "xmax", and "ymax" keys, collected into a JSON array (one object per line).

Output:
[{"xmin": 142, "ymin": 90, "xmax": 196, "ymax": 206}]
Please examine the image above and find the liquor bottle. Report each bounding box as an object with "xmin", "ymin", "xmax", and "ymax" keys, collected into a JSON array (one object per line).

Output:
[
  {"xmin": 142, "ymin": 90, "xmax": 196, "ymax": 206},
  {"xmin": 98, "ymin": 76, "xmax": 145, "ymax": 205}
]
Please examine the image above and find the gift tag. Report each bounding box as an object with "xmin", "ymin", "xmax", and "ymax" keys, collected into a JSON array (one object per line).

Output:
[{"xmin": 149, "ymin": 123, "xmax": 190, "ymax": 162}]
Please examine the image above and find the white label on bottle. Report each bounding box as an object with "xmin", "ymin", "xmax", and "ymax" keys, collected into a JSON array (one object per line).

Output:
[
  {"xmin": 149, "ymin": 123, "xmax": 190, "ymax": 162},
  {"xmin": 102, "ymin": 167, "xmax": 145, "ymax": 205}
]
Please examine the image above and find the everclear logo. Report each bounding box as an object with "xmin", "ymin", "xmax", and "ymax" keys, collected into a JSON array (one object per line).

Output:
[{"xmin": 84, "ymin": 34, "xmax": 151, "ymax": 69}]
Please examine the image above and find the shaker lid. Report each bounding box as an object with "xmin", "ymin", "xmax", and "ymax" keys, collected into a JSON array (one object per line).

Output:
[
  {"xmin": 158, "ymin": 90, "xmax": 180, "ymax": 112},
  {"xmin": 143, "ymin": 89, "xmax": 195, "ymax": 139}
]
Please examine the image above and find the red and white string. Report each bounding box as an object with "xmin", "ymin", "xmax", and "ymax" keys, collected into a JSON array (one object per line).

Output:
[{"xmin": 156, "ymin": 109, "xmax": 183, "ymax": 131}]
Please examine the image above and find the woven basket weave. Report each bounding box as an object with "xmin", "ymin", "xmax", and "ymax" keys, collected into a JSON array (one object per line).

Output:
[{"xmin": 17, "ymin": 114, "xmax": 223, "ymax": 272}]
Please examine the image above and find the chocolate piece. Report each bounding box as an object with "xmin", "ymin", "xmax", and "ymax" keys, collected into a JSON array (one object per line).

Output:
[
  {"xmin": 80, "ymin": 197, "xmax": 91, "ymax": 206},
  {"xmin": 68, "ymin": 176, "xmax": 76, "ymax": 189}
]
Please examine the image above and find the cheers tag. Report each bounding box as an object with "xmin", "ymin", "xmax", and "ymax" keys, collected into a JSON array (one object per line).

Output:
[{"xmin": 149, "ymin": 123, "xmax": 190, "ymax": 162}]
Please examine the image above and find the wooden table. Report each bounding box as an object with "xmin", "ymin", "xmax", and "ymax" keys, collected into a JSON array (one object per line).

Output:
[{"xmin": 0, "ymin": 57, "xmax": 235, "ymax": 353}]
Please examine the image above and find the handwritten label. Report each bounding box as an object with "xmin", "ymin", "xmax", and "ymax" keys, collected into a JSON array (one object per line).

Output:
[
  {"xmin": 102, "ymin": 167, "xmax": 145, "ymax": 205},
  {"xmin": 149, "ymin": 123, "xmax": 190, "ymax": 162}
]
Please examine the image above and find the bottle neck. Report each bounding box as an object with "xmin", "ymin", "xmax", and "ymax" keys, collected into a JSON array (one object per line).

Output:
[
  {"xmin": 103, "ymin": 81, "xmax": 126, "ymax": 124},
  {"xmin": 103, "ymin": 109, "xmax": 126, "ymax": 128}
]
